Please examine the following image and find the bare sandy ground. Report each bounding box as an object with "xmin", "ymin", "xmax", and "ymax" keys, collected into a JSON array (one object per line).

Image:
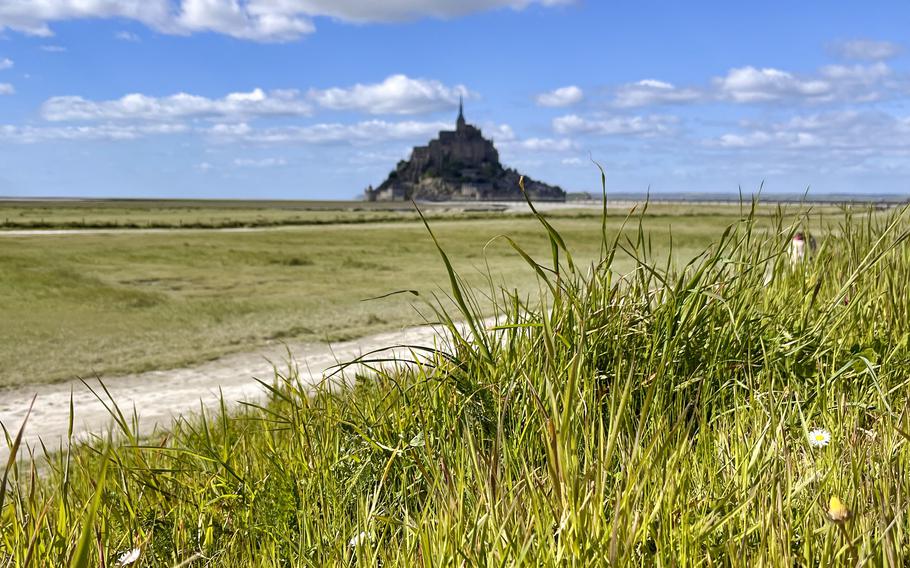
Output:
[{"xmin": 0, "ymin": 321, "xmax": 457, "ymax": 463}]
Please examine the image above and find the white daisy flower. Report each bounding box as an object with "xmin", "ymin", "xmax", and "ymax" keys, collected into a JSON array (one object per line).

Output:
[
  {"xmin": 116, "ymin": 547, "xmax": 141, "ymax": 566},
  {"xmin": 808, "ymin": 428, "xmax": 831, "ymax": 448}
]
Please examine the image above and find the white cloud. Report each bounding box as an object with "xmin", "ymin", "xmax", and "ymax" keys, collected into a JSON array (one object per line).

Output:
[
  {"xmin": 613, "ymin": 79, "xmax": 701, "ymax": 107},
  {"xmin": 174, "ymin": 0, "xmax": 315, "ymax": 42},
  {"xmin": 712, "ymin": 110, "xmax": 910, "ymax": 153},
  {"xmin": 502, "ymin": 137, "xmax": 576, "ymax": 152},
  {"xmin": 115, "ymin": 30, "xmax": 141, "ymax": 41},
  {"xmin": 519, "ymin": 138, "xmax": 577, "ymax": 152},
  {"xmin": 636, "ymin": 79, "xmax": 671, "ymax": 89},
  {"xmin": 0, "ymin": 1, "xmax": 171, "ymax": 37},
  {"xmin": 42, "ymin": 88, "xmax": 312, "ymax": 121},
  {"xmin": 206, "ymin": 117, "xmax": 531, "ymax": 152},
  {"xmin": 482, "ymin": 123, "xmax": 516, "ymax": 142},
  {"xmin": 831, "ymin": 39, "xmax": 901, "ymax": 61},
  {"xmin": 208, "ymin": 122, "xmax": 252, "ymax": 136},
  {"xmin": 207, "ymin": 119, "xmax": 450, "ymax": 144},
  {"xmin": 714, "ymin": 63, "xmax": 903, "ymax": 104},
  {"xmin": 818, "ymin": 61, "xmax": 892, "ymax": 89},
  {"xmin": 610, "ymin": 60, "xmax": 903, "ymax": 109},
  {"xmin": 714, "ymin": 66, "xmax": 832, "ymax": 103},
  {"xmin": 40, "ymin": 76, "xmax": 464, "ymax": 124},
  {"xmin": 272, "ymin": 0, "xmax": 574, "ymax": 23},
  {"xmin": 0, "ymin": 0, "xmax": 571, "ymax": 42},
  {"xmin": 561, "ymin": 157, "xmax": 583, "ymax": 165},
  {"xmin": 535, "ymin": 85, "xmax": 583, "ymax": 107},
  {"xmin": 40, "ymin": 45, "xmax": 67, "ymax": 52},
  {"xmin": 0, "ymin": 83, "xmax": 14, "ymax": 95},
  {"xmin": 819, "ymin": 62, "xmax": 896, "ymax": 102},
  {"xmin": 716, "ymin": 131, "xmax": 823, "ymax": 149},
  {"xmin": 309, "ymin": 74, "xmax": 469, "ymax": 115},
  {"xmin": 819, "ymin": 62, "xmax": 890, "ymax": 82},
  {"xmin": 605, "ymin": 60, "xmax": 904, "ymax": 111},
  {"xmin": 349, "ymin": 148, "xmax": 411, "ymax": 164},
  {"xmin": 553, "ymin": 113, "xmax": 676, "ymax": 136},
  {"xmin": 233, "ymin": 157, "xmax": 287, "ymax": 167},
  {"xmin": 0, "ymin": 58, "xmax": 12, "ymax": 70},
  {"xmin": 0, "ymin": 122, "xmax": 188, "ymax": 142}
]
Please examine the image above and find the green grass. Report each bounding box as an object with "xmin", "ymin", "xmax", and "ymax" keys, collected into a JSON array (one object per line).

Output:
[
  {"xmin": 0, "ymin": 198, "xmax": 828, "ymax": 230},
  {"xmin": 2, "ymin": 196, "xmax": 908, "ymax": 565},
  {"xmin": 0, "ymin": 199, "xmax": 494, "ymax": 229},
  {"xmin": 0, "ymin": 213, "xmax": 739, "ymax": 387}
]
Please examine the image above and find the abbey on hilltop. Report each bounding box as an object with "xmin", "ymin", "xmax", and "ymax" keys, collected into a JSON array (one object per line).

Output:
[{"xmin": 364, "ymin": 99, "xmax": 566, "ymax": 202}]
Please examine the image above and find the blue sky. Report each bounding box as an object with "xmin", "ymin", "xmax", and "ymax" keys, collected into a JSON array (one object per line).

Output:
[{"xmin": 0, "ymin": 1, "xmax": 908, "ymax": 198}]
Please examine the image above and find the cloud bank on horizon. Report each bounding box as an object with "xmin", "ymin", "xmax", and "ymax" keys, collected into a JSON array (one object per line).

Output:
[{"xmin": 0, "ymin": 1, "xmax": 908, "ymax": 198}]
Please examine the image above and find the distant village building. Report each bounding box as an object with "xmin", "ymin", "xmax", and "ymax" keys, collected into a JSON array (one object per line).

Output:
[{"xmin": 365, "ymin": 99, "xmax": 565, "ymax": 202}]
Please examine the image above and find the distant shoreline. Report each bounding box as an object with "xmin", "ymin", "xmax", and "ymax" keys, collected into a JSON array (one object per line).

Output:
[
  {"xmin": 598, "ymin": 192, "xmax": 910, "ymax": 205},
  {"xmin": 2, "ymin": 192, "xmax": 908, "ymax": 206}
]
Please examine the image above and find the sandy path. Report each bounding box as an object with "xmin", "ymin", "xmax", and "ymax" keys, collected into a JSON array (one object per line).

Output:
[{"xmin": 0, "ymin": 322, "xmax": 458, "ymax": 463}]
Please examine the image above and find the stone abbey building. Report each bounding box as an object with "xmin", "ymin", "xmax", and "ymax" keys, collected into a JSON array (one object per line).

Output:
[{"xmin": 364, "ymin": 100, "xmax": 565, "ymax": 202}]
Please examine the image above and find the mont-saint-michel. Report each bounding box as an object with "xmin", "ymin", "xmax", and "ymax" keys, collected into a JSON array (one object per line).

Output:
[{"xmin": 364, "ymin": 100, "xmax": 566, "ymax": 202}]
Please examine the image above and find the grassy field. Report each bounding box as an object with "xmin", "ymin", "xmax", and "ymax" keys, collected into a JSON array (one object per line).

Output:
[
  {"xmin": 0, "ymin": 198, "xmax": 826, "ymax": 230},
  {"xmin": 0, "ymin": 208, "xmax": 752, "ymax": 387},
  {"xmin": 0, "ymin": 199, "xmax": 494, "ymax": 229},
  {"xmin": 1, "ymin": 200, "xmax": 908, "ymax": 565}
]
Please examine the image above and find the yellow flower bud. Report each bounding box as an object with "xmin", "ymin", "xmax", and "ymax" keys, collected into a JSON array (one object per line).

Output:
[{"xmin": 827, "ymin": 495, "xmax": 850, "ymax": 523}]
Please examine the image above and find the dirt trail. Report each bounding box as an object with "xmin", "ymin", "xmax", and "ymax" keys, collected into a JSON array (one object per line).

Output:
[{"xmin": 0, "ymin": 322, "xmax": 457, "ymax": 463}]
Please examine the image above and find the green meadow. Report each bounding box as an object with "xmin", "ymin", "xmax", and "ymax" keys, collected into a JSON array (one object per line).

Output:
[
  {"xmin": 2, "ymin": 198, "xmax": 908, "ymax": 566},
  {"xmin": 0, "ymin": 199, "xmax": 478, "ymax": 230},
  {"xmin": 0, "ymin": 208, "xmax": 746, "ymax": 387},
  {"xmin": 0, "ymin": 198, "xmax": 809, "ymax": 230}
]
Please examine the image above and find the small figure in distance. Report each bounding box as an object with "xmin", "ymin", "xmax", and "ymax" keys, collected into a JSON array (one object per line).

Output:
[{"xmin": 789, "ymin": 231, "xmax": 817, "ymax": 265}]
